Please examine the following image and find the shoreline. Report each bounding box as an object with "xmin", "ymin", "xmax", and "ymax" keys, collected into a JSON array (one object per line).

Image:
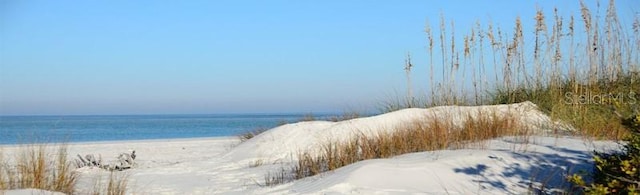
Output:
[{"xmin": 0, "ymin": 136, "xmax": 238, "ymax": 148}]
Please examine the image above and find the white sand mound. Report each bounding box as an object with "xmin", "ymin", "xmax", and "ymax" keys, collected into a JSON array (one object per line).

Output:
[
  {"xmin": 258, "ymin": 137, "xmax": 616, "ymax": 194},
  {"xmin": 225, "ymin": 101, "xmax": 570, "ymax": 163}
]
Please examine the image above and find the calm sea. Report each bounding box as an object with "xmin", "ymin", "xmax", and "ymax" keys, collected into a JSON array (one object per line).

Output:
[{"xmin": 0, "ymin": 114, "xmax": 322, "ymax": 145}]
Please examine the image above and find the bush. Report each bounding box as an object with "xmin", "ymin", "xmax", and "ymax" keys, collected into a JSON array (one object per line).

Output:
[{"xmin": 569, "ymin": 113, "xmax": 640, "ymax": 194}]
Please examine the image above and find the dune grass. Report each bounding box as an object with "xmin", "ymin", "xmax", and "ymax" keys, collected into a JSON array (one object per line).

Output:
[
  {"xmin": 293, "ymin": 110, "xmax": 524, "ymax": 179},
  {"xmin": 262, "ymin": 110, "xmax": 527, "ymax": 185},
  {"xmin": 492, "ymin": 73, "xmax": 639, "ymax": 139},
  {"xmin": 0, "ymin": 144, "xmax": 78, "ymax": 194},
  {"xmin": 384, "ymin": 0, "xmax": 639, "ymax": 140},
  {"xmin": 263, "ymin": 0, "xmax": 638, "ymax": 186},
  {"xmin": 89, "ymin": 171, "xmax": 130, "ymax": 195},
  {"xmin": 0, "ymin": 144, "xmax": 132, "ymax": 194}
]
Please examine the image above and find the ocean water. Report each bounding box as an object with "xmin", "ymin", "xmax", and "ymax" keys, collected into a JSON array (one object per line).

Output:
[{"xmin": 0, "ymin": 114, "xmax": 320, "ymax": 144}]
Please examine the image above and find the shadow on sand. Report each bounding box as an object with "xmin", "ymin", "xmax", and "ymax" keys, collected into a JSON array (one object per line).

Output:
[{"xmin": 453, "ymin": 143, "xmax": 600, "ymax": 194}]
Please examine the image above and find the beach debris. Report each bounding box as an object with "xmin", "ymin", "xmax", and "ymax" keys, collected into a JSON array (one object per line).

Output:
[
  {"xmin": 74, "ymin": 154, "xmax": 102, "ymax": 169},
  {"xmin": 75, "ymin": 150, "xmax": 136, "ymax": 171}
]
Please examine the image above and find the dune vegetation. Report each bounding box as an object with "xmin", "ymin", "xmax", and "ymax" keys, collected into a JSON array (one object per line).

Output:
[
  {"xmin": 290, "ymin": 111, "xmax": 526, "ymax": 181},
  {"xmin": 259, "ymin": 0, "xmax": 640, "ymax": 191},
  {"xmin": 0, "ymin": 144, "xmax": 77, "ymax": 194},
  {"xmin": 399, "ymin": 0, "xmax": 639, "ymax": 140},
  {"xmin": 0, "ymin": 144, "xmax": 129, "ymax": 195},
  {"xmin": 1, "ymin": 0, "xmax": 638, "ymax": 194}
]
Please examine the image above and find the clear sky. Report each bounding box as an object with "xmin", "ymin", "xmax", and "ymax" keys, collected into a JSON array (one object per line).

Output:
[{"xmin": 1, "ymin": 0, "xmax": 638, "ymax": 115}]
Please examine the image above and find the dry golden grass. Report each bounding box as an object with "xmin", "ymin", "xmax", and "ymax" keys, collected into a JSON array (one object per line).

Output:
[
  {"xmin": 290, "ymin": 110, "xmax": 526, "ymax": 180},
  {"xmin": 0, "ymin": 144, "xmax": 132, "ymax": 194},
  {"xmin": 0, "ymin": 148, "xmax": 7, "ymax": 190},
  {"xmin": 383, "ymin": 0, "xmax": 640, "ymax": 140},
  {"xmin": 90, "ymin": 171, "xmax": 129, "ymax": 195},
  {"xmin": 263, "ymin": 167, "xmax": 289, "ymax": 187},
  {"xmin": 0, "ymin": 144, "xmax": 78, "ymax": 194}
]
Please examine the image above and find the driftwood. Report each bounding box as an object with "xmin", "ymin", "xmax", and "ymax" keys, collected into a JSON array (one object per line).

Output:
[
  {"xmin": 75, "ymin": 150, "xmax": 136, "ymax": 171},
  {"xmin": 75, "ymin": 154, "xmax": 101, "ymax": 168}
]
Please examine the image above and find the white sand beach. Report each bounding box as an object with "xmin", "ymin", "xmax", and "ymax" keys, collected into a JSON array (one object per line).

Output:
[{"xmin": 1, "ymin": 102, "xmax": 620, "ymax": 194}]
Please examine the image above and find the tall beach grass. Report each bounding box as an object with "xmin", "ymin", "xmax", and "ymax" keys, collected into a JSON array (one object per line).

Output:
[
  {"xmin": 264, "ymin": 0, "xmax": 639, "ymax": 186},
  {"xmin": 0, "ymin": 144, "xmax": 130, "ymax": 194},
  {"xmin": 263, "ymin": 110, "xmax": 528, "ymax": 185},
  {"xmin": 293, "ymin": 110, "xmax": 525, "ymax": 179},
  {"xmin": 0, "ymin": 144, "xmax": 78, "ymax": 194},
  {"xmin": 393, "ymin": 0, "xmax": 639, "ymax": 140}
]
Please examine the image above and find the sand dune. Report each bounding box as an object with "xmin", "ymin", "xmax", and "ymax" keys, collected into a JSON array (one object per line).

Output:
[{"xmin": 3, "ymin": 102, "xmax": 615, "ymax": 194}]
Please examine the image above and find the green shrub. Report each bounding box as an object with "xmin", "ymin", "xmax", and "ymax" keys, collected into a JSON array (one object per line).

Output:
[{"xmin": 569, "ymin": 113, "xmax": 640, "ymax": 194}]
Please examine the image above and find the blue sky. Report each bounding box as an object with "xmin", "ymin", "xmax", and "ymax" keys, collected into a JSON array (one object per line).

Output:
[{"xmin": 1, "ymin": 0, "xmax": 638, "ymax": 115}]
